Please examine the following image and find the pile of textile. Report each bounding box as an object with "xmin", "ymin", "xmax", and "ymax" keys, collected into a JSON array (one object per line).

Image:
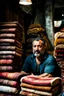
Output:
[
  {"xmin": 0, "ymin": 21, "xmax": 24, "ymax": 96},
  {"xmin": 20, "ymin": 75, "xmax": 61, "ymax": 96},
  {"xmin": 54, "ymin": 28, "xmax": 64, "ymax": 92},
  {"xmin": 25, "ymin": 24, "xmax": 53, "ymax": 57}
]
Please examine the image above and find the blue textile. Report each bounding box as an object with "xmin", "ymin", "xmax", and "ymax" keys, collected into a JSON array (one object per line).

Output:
[{"xmin": 22, "ymin": 52, "xmax": 61, "ymax": 77}]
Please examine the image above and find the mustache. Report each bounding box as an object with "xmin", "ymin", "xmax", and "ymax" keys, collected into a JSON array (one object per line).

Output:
[{"xmin": 33, "ymin": 50, "xmax": 40, "ymax": 53}]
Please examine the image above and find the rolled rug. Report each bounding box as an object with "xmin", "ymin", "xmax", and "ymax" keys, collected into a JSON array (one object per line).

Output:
[
  {"xmin": 28, "ymin": 23, "xmax": 42, "ymax": 29},
  {"xmin": 0, "ymin": 54, "xmax": 21, "ymax": 59},
  {"xmin": 0, "ymin": 51, "xmax": 22, "ymax": 57},
  {"xmin": 0, "ymin": 46, "xmax": 22, "ymax": 52},
  {"xmin": 54, "ymin": 32, "xmax": 64, "ymax": 41},
  {"xmin": 0, "ymin": 59, "xmax": 13, "ymax": 64},
  {"xmin": 27, "ymin": 27, "xmax": 45, "ymax": 35},
  {"xmin": 0, "ymin": 39, "xmax": 22, "ymax": 45},
  {"xmin": 0, "ymin": 28, "xmax": 23, "ymax": 37},
  {"xmin": 55, "ymin": 44, "xmax": 64, "ymax": 50},
  {"xmin": 0, "ymin": 85, "xmax": 19, "ymax": 94},
  {"xmin": 0, "ymin": 21, "xmax": 23, "ymax": 32},
  {"xmin": 54, "ymin": 38, "xmax": 64, "ymax": 46},
  {"xmin": 0, "ymin": 39, "xmax": 22, "ymax": 47},
  {"xmin": 0, "ymin": 58, "xmax": 22, "ymax": 65},
  {"xmin": 0, "ymin": 33, "xmax": 22, "ymax": 39},
  {"xmin": 0, "ymin": 72, "xmax": 22, "ymax": 80},
  {"xmin": 0, "ymin": 66, "xmax": 21, "ymax": 72},
  {"xmin": 0, "ymin": 79, "xmax": 20, "ymax": 88}
]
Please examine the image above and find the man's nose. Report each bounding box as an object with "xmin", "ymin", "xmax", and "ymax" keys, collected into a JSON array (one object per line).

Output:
[{"xmin": 36, "ymin": 46, "xmax": 39, "ymax": 50}]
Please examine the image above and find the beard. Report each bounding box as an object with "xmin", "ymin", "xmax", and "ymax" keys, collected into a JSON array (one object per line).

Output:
[
  {"xmin": 34, "ymin": 52, "xmax": 40, "ymax": 57},
  {"xmin": 33, "ymin": 50, "xmax": 41, "ymax": 57}
]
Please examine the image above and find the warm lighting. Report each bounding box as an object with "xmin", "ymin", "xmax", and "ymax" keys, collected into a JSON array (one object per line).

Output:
[
  {"xmin": 19, "ymin": 0, "xmax": 32, "ymax": 5},
  {"xmin": 54, "ymin": 20, "xmax": 62, "ymax": 27}
]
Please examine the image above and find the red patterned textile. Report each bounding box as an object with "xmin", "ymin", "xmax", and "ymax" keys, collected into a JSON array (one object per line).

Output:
[
  {"xmin": 0, "ymin": 59, "xmax": 12, "ymax": 64},
  {"xmin": 21, "ymin": 75, "xmax": 61, "ymax": 86},
  {"xmin": 0, "ymin": 22, "xmax": 24, "ymax": 95},
  {"xmin": 0, "ymin": 79, "xmax": 19, "ymax": 87},
  {"xmin": 20, "ymin": 75, "xmax": 61, "ymax": 96},
  {"xmin": 0, "ymin": 59, "xmax": 22, "ymax": 66},
  {"xmin": 0, "ymin": 72, "xmax": 22, "ymax": 80}
]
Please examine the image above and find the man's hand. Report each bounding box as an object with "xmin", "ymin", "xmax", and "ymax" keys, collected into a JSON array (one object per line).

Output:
[{"xmin": 39, "ymin": 73, "xmax": 52, "ymax": 77}]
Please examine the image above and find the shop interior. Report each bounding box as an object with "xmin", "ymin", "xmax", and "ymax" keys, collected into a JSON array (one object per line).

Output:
[{"xmin": 0, "ymin": 0, "xmax": 64, "ymax": 95}]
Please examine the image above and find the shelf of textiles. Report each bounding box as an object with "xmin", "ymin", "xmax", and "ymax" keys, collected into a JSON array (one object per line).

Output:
[
  {"xmin": 54, "ymin": 28, "xmax": 64, "ymax": 92},
  {"xmin": 20, "ymin": 75, "xmax": 62, "ymax": 96},
  {"xmin": 25, "ymin": 24, "xmax": 53, "ymax": 57},
  {"xmin": 0, "ymin": 21, "xmax": 24, "ymax": 95}
]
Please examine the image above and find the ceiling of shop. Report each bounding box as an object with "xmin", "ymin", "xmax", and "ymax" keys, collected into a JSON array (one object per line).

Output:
[{"xmin": 0, "ymin": 0, "xmax": 64, "ymax": 20}]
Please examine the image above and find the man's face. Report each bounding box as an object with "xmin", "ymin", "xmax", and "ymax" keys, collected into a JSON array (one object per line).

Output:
[{"xmin": 32, "ymin": 40, "xmax": 45, "ymax": 57}]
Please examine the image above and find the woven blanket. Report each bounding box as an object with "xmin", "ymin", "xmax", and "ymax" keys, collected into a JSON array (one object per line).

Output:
[
  {"xmin": 0, "ymin": 33, "xmax": 22, "ymax": 38},
  {"xmin": 28, "ymin": 24, "xmax": 42, "ymax": 29},
  {"xmin": 0, "ymin": 85, "xmax": 19, "ymax": 94},
  {"xmin": 0, "ymin": 66, "xmax": 20, "ymax": 71},
  {"xmin": 0, "ymin": 54, "xmax": 22, "ymax": 59},
  {"xmin": 54, "ymin": 38, "xmax": 64, "ymax": 46},
  {"xmin": 21, "ymin": 87, "xmax": 60, "ymax": 96},
  {"xmin": 55, "ymin": 50, "xmax": 64, "ymax": 54},
  {"xmin": 21, "ymin": 82, "xmax": 55, "ymax": 91},
  {"xmin": 56, "ymin": 58, "xmax": 64, "ymax": 62},
  {"xmin": 0, "ymin": 51, "xmax": 21, "ymax": 57},
  {"xmin": 20, "ymin": 91, "xmax": 40, "ymax": 96},
  {"xmin": 0, "ymin": 59, "xmax": 12, "ymax": 64},
  {"xmin": 55, "ymin": 44, "xmax": 64, "ymax": 49},
  {"xmin": 0, "ymin": 55, "xmax": 14, "ymax": 59},
  {"xmin": 54, "ymin": 53, "xmax": 64, "ymax": 58},
  {"xmin": 21, "ymin": 75, "xmax": 61, "ymax": 86},
  {"xmin": 0, "ymin": 27, "xmax": 22, "ymax": 35},
  {"xmin": 20, "ymin": 91, "xmax": 62, "ymax": 96},
  {"xmin": 0, "ymin": 51, "xmax": 20, "ymax": 54},
  {"xmin": 54, "ymin": 32, "xmax": 64, "ymax": 40},
  {"xmin": 0, "ymin": 46, "xmax": 22, "ymax": 51},
  {"xmin": 0, "ymin": 72, "xmax": 22, "ymax": 80},
  {"xmin": 0, "ymin": 58, "xmax": 22, "ymax": 66},
  {"xmin": 27, "ymin": 28, "xmax": 45, "ymax": 35},
  {"xmin": 0, "ymin": 79, "xmax": 20, "ymax": 88},
  {"xmin": 0, "ymin": 39, "xmax": 22, "ymax": 46}
]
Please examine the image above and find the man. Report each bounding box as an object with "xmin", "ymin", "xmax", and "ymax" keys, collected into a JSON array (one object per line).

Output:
[{"xmin": 21, "ymin": 37, "xmax": 61, "ymax": 77}]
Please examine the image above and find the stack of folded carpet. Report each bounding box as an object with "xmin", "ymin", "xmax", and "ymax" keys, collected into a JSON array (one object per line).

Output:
[
  {"xmin": 20, "ymin": 75, "xmax": 62, "ymax": 96},
  {"xmin": 0, "ymin": 21, "xmax": 24, "ymax": 95},
  {"xmin": 54, "ymin": 30, "xmax": 64, "ymax": 63},
  {"xmin": 54, "ymin": 28, "xmax": 64, "ymax": 92},
  {"xmin": 25, "ymin": 23, "xmax": 53, "ymax": 57}
]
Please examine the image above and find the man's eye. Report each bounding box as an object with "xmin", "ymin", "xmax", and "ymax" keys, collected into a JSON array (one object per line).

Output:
[{"xmin": 38, "ymin": 45, "xmax": 41, "ymax": 47}]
